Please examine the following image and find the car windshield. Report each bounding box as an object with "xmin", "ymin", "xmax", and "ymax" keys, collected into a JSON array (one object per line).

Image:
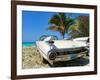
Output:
[{"xmin": 39, "ymin": 35, "xmax": 58, "ymax": 41}]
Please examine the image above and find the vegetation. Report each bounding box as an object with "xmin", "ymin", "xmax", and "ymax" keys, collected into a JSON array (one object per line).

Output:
[
  {"xmin": 47, "ymin": 13, "xmax": 89, "ymax": 39},
  {"xmin": 68, "ymin": 16, "xmax": 89, "ymax": 39},
  {"xmin": 47, "ymin": 13, "xmax": 75, "ymax": 39}
]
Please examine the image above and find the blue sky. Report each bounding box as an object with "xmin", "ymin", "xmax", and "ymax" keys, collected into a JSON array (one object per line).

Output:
[{"xmin": 22, "ymin": 11, "xmax": 89, "ymax": 42}]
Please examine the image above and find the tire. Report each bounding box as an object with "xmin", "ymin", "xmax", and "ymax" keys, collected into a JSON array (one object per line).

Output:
[
  {"xmin": 42, "ymin": 57, "xmax": 48, "ymax": 64},
  {"xmin": 85, "ymin": 51, "xmax": 89, "ymax": 56}
]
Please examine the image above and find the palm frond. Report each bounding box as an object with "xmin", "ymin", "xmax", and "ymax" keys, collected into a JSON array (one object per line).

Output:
[
  {"xmin": 47, "ymin": 26, "xmax": 60, "ymax": 32},
  {"xmin": 65, "ymin": 18, "xmax": 75, "ymax": 32},
  {"xmin": 58, "ymin": 13, "xmax": 66, "ymax": 26},
  {"xmin": 48, "ymin": 14, "xmax": 61, "ymax": 26}
]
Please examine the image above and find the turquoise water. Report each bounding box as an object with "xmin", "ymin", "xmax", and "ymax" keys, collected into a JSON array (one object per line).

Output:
[{"xmin": 22, "ymin": 42, "xmax": 36, "ymax": 48}]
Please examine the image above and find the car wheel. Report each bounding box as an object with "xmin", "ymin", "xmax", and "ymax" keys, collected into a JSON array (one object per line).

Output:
[{"xmin": 42, "ymin": 57, "xmax": 48, "ymax": 64}]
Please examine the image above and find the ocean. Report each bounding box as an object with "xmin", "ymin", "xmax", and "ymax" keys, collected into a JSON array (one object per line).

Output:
[{"xmin": 22, "ymin": 42, "xmax": 36, "ymax": 48}]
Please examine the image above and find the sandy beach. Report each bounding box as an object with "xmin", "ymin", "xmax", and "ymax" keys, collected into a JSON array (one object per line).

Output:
[
  {"xmin": 22, "ymin": 46, "xmax": 89, "ymax": 69},
  {"xmin": 22, "ymin": 46, "xmax": 50, "ymax": 69}
]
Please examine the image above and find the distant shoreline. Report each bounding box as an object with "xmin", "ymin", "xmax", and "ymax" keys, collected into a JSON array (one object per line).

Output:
[
  {"xmin": 22, "ymin": 45, "xmax": 36, "ymax": 48},
  {"xmin": 22, "ymin": 42, "xmax": 36, "ymax": 48}
]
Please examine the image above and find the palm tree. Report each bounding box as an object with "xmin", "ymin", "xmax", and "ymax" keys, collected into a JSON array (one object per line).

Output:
[{"xmin": 47, "ymin": 13, "xmax": 75, "ymax": 39}]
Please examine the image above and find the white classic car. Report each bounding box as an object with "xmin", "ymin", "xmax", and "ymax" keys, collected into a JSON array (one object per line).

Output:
[{"xmin": 36, "ymin": 35, "xmax": 89, "ymax": 65}]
